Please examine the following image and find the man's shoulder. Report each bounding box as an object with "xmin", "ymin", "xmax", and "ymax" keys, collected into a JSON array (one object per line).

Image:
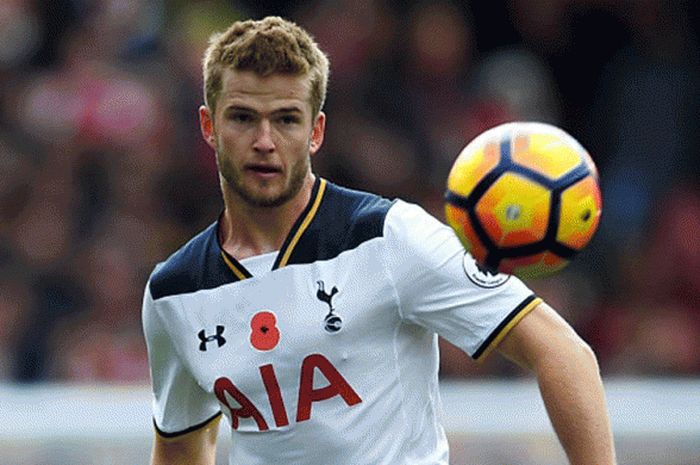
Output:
[
  {"xmin": 148, "ymin": 222, "xmax": 231, "ymax": 301},
  {"xmin": 286, "ymin": 181, "xmax": 396, "ymax": 265},
  {"xmin": 326, "ymin": 183, "xmax": 433, "ymax": 229},
  {"xmin": 324, "ymin": 182, "xmax": 396, "ymax": 231}
]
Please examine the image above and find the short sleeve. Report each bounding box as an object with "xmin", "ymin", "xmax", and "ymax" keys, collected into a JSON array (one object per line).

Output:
[
  {"xmin": 383, "ymin": 201, "xmax": 542, "ymax": 361},
  {"xmin": 142, "ymin": 282, "xmax": 222, "ymax": 437}
]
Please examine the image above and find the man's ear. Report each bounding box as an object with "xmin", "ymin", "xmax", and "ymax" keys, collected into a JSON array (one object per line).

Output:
[
  {"xmin": 199, "ymin": 105, "xmax": 217, "ymax": 150},
  {"xmin": 309, "ymin": 111, "xmax": 326, "ymax": 156}
]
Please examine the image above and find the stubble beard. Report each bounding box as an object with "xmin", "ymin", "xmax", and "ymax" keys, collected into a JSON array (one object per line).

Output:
[{"xmin": 217, "ymin": 153, "xmax": 310, "ymax": 208}]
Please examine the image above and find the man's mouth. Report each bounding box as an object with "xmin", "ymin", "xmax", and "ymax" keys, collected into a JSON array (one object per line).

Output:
[{"xmin": 246, "ymin": 164, "xmax": 283, "ymax": 177}]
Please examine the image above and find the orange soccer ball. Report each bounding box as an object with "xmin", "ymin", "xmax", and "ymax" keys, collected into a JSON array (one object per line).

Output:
[{"xmin": 445, "ymin": 122, "xmax": 602, "ymax": 279}]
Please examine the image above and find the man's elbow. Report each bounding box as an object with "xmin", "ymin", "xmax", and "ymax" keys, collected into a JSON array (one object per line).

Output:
[
  {"xmin": 574, "ymin": 336, "xmax": 601, "ymax": 372},
  {"xmin": 540, "ymin": 330, "xmax": 603, "ymax": 380},
  {"xmin": 497, "ymin": 302, "xmax": 603, "ymax": 376}
]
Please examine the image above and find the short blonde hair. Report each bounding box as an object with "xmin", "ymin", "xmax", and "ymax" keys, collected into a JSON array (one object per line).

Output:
[{"xmin": 203, "ymin": 16, "xmax": 330, "ymax": 117}]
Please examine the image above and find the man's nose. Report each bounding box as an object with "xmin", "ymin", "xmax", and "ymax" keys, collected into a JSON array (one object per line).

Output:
[{"xmin": 253, "ymin": 119, "xmax": 275, "ymax": 153}]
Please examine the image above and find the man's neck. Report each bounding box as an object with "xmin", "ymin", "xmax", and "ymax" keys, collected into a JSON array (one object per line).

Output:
[{"xmin": 219, "ymin": 175, "xmax": 315, "ymax": 260}]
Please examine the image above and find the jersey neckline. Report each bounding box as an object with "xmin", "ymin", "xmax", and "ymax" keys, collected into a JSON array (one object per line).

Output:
[{"xmin": 217, "ymin": 177, "xmax": 327, "ymax": 280}]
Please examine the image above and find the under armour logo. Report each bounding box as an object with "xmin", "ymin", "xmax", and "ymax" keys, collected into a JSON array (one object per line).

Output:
[
  {"xmin": 199, "ymin": 325, "xmax": 226, "ymax": 351},
  {"xmin": 316, "ymin": 281, "xmax": 342, "ymax": 333}
]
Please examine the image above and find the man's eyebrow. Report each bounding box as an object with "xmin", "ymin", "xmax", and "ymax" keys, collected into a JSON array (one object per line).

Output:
[
  {"xmin": 272, "ymin": 106, "xmax": 303, "ymax": 114},
  {"xmin": 222, "ymin": 105, "xmax": 303, "ymax": 114},
  {"xmin": 223, "ymin": 105, "xmax": 257, "ymax": 113}
]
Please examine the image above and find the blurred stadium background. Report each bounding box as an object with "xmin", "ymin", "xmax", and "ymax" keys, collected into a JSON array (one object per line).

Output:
[{"xmin": 0, "ymin": 0, "xmax": 698, "ymax": 464}]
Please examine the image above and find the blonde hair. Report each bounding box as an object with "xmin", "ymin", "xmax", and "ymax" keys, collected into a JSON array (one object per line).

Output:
[{"xmin": 203, "ymin": 16, "xmax": 330, "ymax": 117}]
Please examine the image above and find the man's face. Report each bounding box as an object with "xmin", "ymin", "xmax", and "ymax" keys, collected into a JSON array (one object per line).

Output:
[{"xmin": 200, "ymin": 69, "xmax": 325, "ymax": 208}]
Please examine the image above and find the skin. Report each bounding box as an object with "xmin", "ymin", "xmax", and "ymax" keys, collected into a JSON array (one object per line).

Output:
[
  {"xmin": 151, "ymin": 69, "xmax": 616, "ymax": 465},
  {"xmin": 199, "ymin": 68, "xmax": 326, "ymax": 260}
]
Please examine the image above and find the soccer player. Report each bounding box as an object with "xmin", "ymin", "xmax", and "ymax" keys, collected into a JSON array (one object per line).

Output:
[{"xmin": 142, "ymin": 16, "xmax": 616, "ymax": 465}]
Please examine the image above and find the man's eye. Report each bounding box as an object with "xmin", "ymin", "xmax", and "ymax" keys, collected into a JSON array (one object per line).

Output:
[
  {"xmin": 231, "ymin": 113, "xmax": 252, "ymax": 123},
  {"xmin": 279, "ymin": 115, "xmax": 299, "ymax": 125}
]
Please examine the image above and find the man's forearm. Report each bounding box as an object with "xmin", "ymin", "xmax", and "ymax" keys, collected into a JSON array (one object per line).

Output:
[
  {"xmin": 535, "ymin": 339, "xmax": 616, "ymax": 465},
  {"xmin": 497, "ymin": 303, "xmax": 617, "ymax": 465}
]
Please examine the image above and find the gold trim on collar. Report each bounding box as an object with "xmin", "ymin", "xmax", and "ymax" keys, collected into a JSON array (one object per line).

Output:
[
  {"xmin": 220, "ymin": 251, "xmax": 249, "ymax": 280},
  {"xmin": 277, "ymin": 178, "xmax": 327, "ymax": 268}
]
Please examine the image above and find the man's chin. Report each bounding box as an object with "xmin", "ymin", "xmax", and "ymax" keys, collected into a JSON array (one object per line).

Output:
[
  {"xmin": 236, "ymin": 186, "xmax": 296, "ymax": 208},
  {"xmin": 222, "ymin": 169, "xmax": 308, "ymax": 208},
  {"xmin": 245, "ymin": 195, "xmax": 291, "ymax": 208}
]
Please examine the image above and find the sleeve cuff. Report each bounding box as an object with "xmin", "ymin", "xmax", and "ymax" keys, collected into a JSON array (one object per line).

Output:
[
  {"xmin": 472, "ymin": 295, "xmax": 542, "ymax": 362},
  {"xmin": 154, "ymin": 411, "xmax": 223, "ymax": 439}
]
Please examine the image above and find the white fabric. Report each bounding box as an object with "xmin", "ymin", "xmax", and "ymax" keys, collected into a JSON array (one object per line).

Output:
[
  {"xmin": 239, "ymin": 250, "xmax": 277, "ymax": 276},
  {"xmin": 142, "ymin": 200, "xmax": 536, "ymax": 464}
]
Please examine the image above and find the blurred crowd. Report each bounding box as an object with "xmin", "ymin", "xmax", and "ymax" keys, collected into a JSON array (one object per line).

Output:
[{"xmin": 0, "ymin": 0, "xmax": 699, "ymax": 383}]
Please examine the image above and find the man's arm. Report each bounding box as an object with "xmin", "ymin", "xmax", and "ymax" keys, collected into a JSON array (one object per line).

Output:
[
  {"xmin": 151, "ymin": 416, "xmax": 220, "ymax": 465},
  {"xmin": 496, "ymin": 301, "xmax": 616, "ymax": 465}
]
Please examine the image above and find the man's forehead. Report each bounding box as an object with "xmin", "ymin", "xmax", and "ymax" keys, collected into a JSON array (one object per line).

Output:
[{"xmin": 219, "ymin": 69, "xmax": 311, "ymax": 107}]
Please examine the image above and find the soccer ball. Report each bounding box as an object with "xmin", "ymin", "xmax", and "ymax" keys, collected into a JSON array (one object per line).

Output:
[{"xmin": 444, "ymin": 122, "xmax": 602, "ymax": 279}]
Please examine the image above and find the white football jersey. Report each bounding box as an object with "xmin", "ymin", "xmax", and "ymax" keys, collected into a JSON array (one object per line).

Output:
[{"xmin": 142, "ymin": 178, "xmax": 541, "ymax": 465}]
